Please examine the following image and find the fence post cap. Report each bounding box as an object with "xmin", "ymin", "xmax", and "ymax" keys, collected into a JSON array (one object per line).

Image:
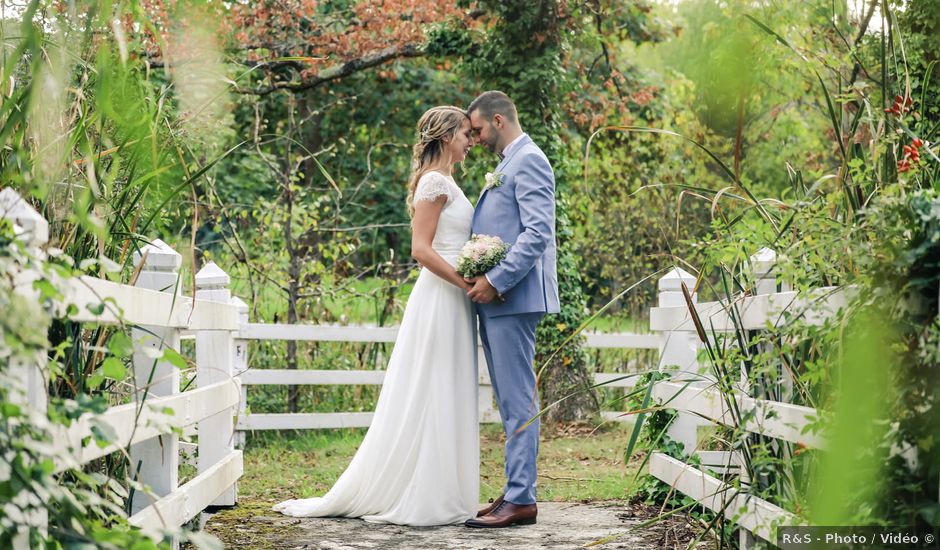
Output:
[
  {"xmin": 0, "ymin": 188, "xmax": 49, "ymax": 246},
  {"xmin": 750, "ymin": 246, "xmax": 777, "ymax": 262},
  {"xmin": 658, "ymin": 267, "xmax": 696, "ymax": 291},
  {"xmin": 195, "ymin": 261, "xmax": 230, "ymax": 289},
  {"xmin": 230, "ymin": 296, "xmax": 249, "ymax": 313},
  {"xmin": 133, "ymin": 238, "xmax": 182, "ymax": 271},
  {"xmin": 749, "ymin": 247, "xmax": 777, "ymax": 275}
]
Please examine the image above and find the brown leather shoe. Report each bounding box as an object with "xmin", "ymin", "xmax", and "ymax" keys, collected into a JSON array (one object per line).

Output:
[
  {"xmin": 476, "ymin": 494, "xmax": 504, "ymax": 517},
  {"xmin": 465, "ymin": 501, "xmax": 537, "ymax": 528}
]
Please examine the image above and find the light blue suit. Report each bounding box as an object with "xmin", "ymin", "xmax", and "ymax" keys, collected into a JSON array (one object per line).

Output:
[{"xmin": 472, "ymin": 134, "xmax": 560, "ymax": 505}]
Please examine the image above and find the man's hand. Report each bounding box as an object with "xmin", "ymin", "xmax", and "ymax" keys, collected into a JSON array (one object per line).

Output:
[{"xmin": 465, "ymin": 276, "xmax": 500, "ymax": 304}]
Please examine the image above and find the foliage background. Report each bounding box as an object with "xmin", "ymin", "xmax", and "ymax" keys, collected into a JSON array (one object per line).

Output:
[{"xmin": 2, "ymin": 0, "xmax": 939, "ymax": 546}]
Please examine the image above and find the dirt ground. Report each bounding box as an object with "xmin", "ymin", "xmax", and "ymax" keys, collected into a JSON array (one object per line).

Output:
[
  {"xmin": 202, "ymin": 500, "xmax": 716, "ymax": 549},
  {"xmin": 199, "ymin": 423, "xmax": 717, "ymax": 549}
]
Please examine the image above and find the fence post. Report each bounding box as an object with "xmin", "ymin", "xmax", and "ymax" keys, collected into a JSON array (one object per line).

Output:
[
  {"xmin": 750, "ymin": 247, "xmax": 790, "ymax": 295},
  {"xmin": 194, "ymin": 262, "xmax": 237, "ymax": 506},
  {"xmin": 749, "ymin": 247, "xmax": 792, "ymax": 402},
  {"xmin": 128, "ymin": 239, "xmax": 182, "ymax": 516},
  {"xmin": 655, "ymin": 267, "xmax": 703, "ymax": 455},
  {"xmin": 1, "ymin": 188, "xmax": 50, "ymax": 548},
  {"xmin": 741, "ymin": 247, "xmax": 789, "ymax": 550},
  {"xmin": 231, "ymin": 296, "xmax": 249, "ymax": 449}
]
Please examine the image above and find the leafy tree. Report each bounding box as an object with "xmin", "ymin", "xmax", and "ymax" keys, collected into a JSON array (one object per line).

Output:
[
  {"xmin": 1, "ymin": 1, "xmax": 231, "ymax": 546},
  {"xmin": 134, "ymin": 0, "xmax": 468, "ymax": 93},
  {"xmin": 141, "ymin": 0, "xmax": 477, "ymax": 412},
  {"xmin": 442, "ymin": 0, "xmax": 600, "ymax": 422}
]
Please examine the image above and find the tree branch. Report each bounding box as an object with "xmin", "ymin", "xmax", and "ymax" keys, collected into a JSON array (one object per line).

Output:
[
  {"xmin": 849, "ymin": 0, "xmax": 879, "ymax": 86},
  {"xmin": 236, "ymin": 44, "xmax": 423, "ymax": 95}
]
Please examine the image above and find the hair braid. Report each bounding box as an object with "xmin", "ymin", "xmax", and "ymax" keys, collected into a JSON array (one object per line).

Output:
[{"xmin": 406, "ymin": 106, "xmax": 469, "ymax": 218}]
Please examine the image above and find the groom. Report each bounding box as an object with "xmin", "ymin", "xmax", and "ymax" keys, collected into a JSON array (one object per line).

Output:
[{"xmin": 463, "ymin": 91, "xmax": 560, "ymax": 528}]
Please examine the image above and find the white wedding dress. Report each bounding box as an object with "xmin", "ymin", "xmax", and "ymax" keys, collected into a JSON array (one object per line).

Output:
[{"xmin": 272, "ymin": 171, "xmax": 480, "ymax": 526}]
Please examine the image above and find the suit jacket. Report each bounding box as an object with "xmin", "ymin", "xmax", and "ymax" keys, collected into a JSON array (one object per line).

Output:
[{"xmin": 472, "ymin": 134, "xmax": 561, "ymax": 318}]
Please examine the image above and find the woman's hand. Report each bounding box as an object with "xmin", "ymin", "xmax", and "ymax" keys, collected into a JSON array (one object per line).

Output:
[
  {"xmin": 466, "ymin": 275, "xmax": 499, "ymax": 304},
  {"xmin": 457, "ymin": 276, "xmax": 474, "ymax": 292}
]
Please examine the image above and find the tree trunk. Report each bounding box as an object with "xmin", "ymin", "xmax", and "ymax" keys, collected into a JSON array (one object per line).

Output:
[
  {"xmin": 285, "ymin": 169, "xmax": 301, "ymax": 413},
  {"xmin": 285, "ymin": 96, "xmax": 325, "ymax": 414},
  {"xmin": 734, "ymin": 93, "xmax": 745, "ymax": 182}
]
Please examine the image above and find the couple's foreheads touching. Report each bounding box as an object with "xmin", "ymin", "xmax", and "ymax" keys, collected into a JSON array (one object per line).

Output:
[
  {"xmin": 407, "ymin": 91, "xmax": 522, "ymax": 217},
  {"xmin": 274, "ymin": 87, "xmax": 557, "ymax": 529}
]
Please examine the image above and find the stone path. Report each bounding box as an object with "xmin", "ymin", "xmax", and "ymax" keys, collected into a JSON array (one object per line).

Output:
[{"xmin": 206, "ymin": 501, "xmax": 713, "ymax": 549}]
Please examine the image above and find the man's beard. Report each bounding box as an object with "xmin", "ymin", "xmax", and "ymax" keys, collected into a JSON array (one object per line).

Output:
[{"xmin": 483, "ymin": 136, "xmax": 498, "ymax": 153}]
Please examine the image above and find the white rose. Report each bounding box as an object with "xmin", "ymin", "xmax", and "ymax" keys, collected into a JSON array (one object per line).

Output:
[{"xmin": 484, "ymin": 172, "xmax": 503, "ymax": 190}]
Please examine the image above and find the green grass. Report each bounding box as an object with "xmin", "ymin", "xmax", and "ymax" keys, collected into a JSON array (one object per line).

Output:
[
  {"xmin": 235, "ymin": 421, "xmax": 644, "ymax": 504},
  {"xmin": 238, "ymin": 429, "xmax": 373, "ymax": 501},
  {"xmin": 584, "ymin": 313, "xmax": 648, "ymax": 333},
  {"xmin": 481, "ymin": 422, "xmax": 645, "ymax": 502},
  {"xmin": 224, "ymin": 275, "xmax": 417, "ymax": 325},
  {"xmin": 204, "ymin": 423, "xmax": 647, "ymax": 547}
]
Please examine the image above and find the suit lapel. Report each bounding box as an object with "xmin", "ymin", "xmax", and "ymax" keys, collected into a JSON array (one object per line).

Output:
[
  {"xmin": 476, "ymin": 156, "xmax": 507, "ymax": 203},
  {"xmin": 476, "ymin": 135, "xmax": 532, "ymax": 204}
]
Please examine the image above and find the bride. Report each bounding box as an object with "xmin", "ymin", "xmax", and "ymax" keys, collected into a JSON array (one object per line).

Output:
[{"xmin": 272, "ymin": 106, "xmax": 479, "ymax": 526}]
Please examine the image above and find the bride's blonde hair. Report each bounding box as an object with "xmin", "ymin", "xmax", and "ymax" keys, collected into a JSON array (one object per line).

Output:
[{"xmin": 406, "ymin": 106, "xmax": 468, "ymax": 218}]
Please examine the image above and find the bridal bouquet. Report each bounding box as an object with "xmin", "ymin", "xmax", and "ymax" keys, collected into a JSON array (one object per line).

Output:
[{"xmin": 456, "ymin": 234, "xmax": 509, "ymax": 278}]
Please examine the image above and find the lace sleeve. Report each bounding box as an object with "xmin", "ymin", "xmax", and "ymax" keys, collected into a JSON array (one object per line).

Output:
[{"xmin": 413, "ymin": 172, "xmax": 451, "ymax": 204}]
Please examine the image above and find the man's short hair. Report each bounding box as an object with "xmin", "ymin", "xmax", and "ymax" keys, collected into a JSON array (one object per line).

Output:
[{"xmin": 468, "ymin": 91, "xmax": 518, "ymax": 124}]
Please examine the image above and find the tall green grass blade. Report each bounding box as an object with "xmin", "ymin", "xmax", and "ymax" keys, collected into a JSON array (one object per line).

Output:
[
  {"xmin": 745, "ymin": 13, "xmax": 857, "ymax": 214},
  {"xmin": 919, "ymin": 60, "xmax": 937, "ymax": 117},
  {"xmin": 586, "ymin": 125, "xmax": 777, "ymax": 229},
  {"xmin": 534, "ymin": 268, "xmax": 666, "ymax": 385},
  {"xmin": 623, "ymin": 378, "xmax": 654, "ymax": 468},
  {"xmin": 139, "ymin": 140, "xmax": 247, "ymax": 234}
]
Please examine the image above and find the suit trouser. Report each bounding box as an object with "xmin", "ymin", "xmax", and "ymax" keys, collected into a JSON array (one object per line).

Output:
[{"xmin": 478, "ymin": 311, "xmax": 543, "ymax": 505}]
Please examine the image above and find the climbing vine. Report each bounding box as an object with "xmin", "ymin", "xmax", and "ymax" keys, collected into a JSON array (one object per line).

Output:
[{"xmin": 434, "ymin": 0, "xmax": 599, "ymax": 422}]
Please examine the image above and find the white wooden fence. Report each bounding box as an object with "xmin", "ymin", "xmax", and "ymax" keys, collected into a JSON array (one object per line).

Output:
[
  {"xmin": 224, "ymin": 249, "xmax": 836, "ymax": 547},
  {"xmin": 2, "ymin": 189, "xmax": 243, "ymax": 548},
  {"xmin": 6, "ymin": 183, "xmax": 824, "ymax": 546},
  {"xmin": 644, "ymin": 250, "xmax": 844, "ymax": 547},
  {"xmin": 231, "ymin": 323, "xmax": 660, "ymax": 434},
  {"xmin": 3, "ymin": 186, "xmax": 664, "ymax": 545}
]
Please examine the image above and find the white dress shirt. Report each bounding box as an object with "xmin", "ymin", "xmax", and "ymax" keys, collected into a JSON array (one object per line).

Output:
[
  {"xmin": 499, "ymin": 133, "xmax": 527, "ymax": 160},
  {"xmin": 484, "ymin": 133, "xmax": 528, "ymax": 295}
]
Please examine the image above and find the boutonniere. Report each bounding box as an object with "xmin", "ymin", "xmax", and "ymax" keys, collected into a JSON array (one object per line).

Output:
[{"xmin": 484, "ymin": 171, "xmax": 504, "ymax": 191}]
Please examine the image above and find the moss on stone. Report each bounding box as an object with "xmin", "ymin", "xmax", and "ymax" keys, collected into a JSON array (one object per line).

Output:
[{"xmin": 200, "ymin": 500, "xmax": 303, "ymax": 549}]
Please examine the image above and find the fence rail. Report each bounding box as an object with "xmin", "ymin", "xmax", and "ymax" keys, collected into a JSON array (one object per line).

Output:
[
  {"xmin": 60, "ymin": 276, "xmax": 237, "ymax": 329},
  {"xmin": 4, "ymin": 185, "xmax": 832, "ymax": 548},
  {"xmin": 231, "ymin": 323, "xmax": 659, "ymax": 432},
  {"xmin": 51, "ymin": 379, "xmax": 240, "ymax": 473},
  {"xmin": 650, "ymin": 380, "xmax": 823, "ymax": 448},
  {"xmin": 649, "ymin": 286, "xmax": 845, "ymax": 333},
  {"xmin": 644, "ymin": 249, "xmax": 846, "ymax": 548},
  {"xmin": 648, "ymin": 452, "xmax": 797, "ymax": 542},
  {"xmin": 3, "ymin": 189, "xmax": 244, "ymax": 549},
  {"xmin": 237, "ymin": 322, "xmax": 661, "ymax": 349},
  {"xmin": 128, "ymin": 450, "xmax": 244, "ymax": 536}
]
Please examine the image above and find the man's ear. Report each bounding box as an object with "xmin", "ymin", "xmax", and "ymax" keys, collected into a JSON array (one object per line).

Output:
[{"xmin": 493, "ymin": 113, "xmax": 504, "ymax": 129}]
